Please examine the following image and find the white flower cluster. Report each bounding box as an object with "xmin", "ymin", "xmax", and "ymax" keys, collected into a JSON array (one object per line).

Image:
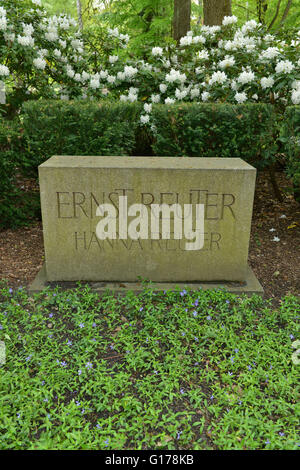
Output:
[
  {"xmin": 275, "ymin": 60, "xmax": 295, "ymax": 74},
  {"xmin": 260, "ymin": 47, "xmax": 280, "ymax": 60},
  {"xmin": 165, "ymin": 69, "xmax": 186, "ymax": 84},
  {"xmin": 219, "ymin": 55, "xmax": 235, "ymax": 69},
  {"xmin": 107, "ymin": 27, "xmax": 129, "ymax": 47},
  {"xmin": 260, "ymin": 76, "xmax": 274, "ymax": 89},
  {"xmin": 237, "ymin": 70, "xmax": 255, "ymax": 84},
  {"xmin": 209, "ymin": 71, "xmax": 227, "ymax": 85},
  {"xmin": 17, "ymin": 34, "xmax": 35, "ymax": 47},
  {"xmin": 180, "ymin": 32, "xmax": 206, "ymax": 46},
  {"xmin": 1, "ymin": 3, "xmax": 299, "ymax": 126},
  {"xmin": 291, "ymin": 81, "xmax": 300, "ymax": 104},
  {"xmin": 33, "ymin": 57, "xmax": 46, "ymax": 70},
  {"xmin": 0, "ymin": 6, "xmax": 7, "ymax": 32},
  {"xmin": 222, "ymin": 15, "xmax": 238, "ymax": 26},
  {"xmin": 152, "ymin": 47, "xmax": 163, "ymax": 57},
  {"xmin": 0, "ymin": 64, "xmax": 9, "ymax": 77}
]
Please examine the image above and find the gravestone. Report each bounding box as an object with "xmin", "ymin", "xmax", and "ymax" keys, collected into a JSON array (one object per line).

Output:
[{"xmin": 31, "ymin": 156, "xmax": 263, "ymax": 294}]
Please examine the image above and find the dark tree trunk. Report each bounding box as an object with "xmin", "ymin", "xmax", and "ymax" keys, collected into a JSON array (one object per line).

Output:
[
  {"xmin": 173, "ymin": 0, "xmax": 191, "ymax": 42},
  {"xmin": 77, "ymin": 0, "xmax": 83, "ymax": 30},
  {"xmin": 203, "ymin": 0, "xmax": 232, "ymax": 26}
]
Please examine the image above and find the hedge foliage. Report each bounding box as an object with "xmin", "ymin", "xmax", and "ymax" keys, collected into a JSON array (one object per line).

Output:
[
  {"xmin": 151, "ymin": 103, "xmax": 278, "ymax": 168},
  {"xmin": 0, "ymin": 100, "xmax": 299, "ymax": 229},
  {"xmin": 0, "ymin": 117, "xmax": 40, "ymax": 230},
  {"xmin": 280, "ymin": 106, "xmax": 300, "ymax": 202},
  {"xmin": 21, "ymin": 100, "xmax": 143, "ymax": 174}
]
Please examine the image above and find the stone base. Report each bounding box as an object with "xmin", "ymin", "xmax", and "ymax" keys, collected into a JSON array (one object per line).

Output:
[{"xmin": 28, "ymin": 264, "xmax": 264, "ymax": 297}]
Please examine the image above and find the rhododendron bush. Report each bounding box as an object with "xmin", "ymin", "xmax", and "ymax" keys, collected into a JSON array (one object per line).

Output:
[{"xmin": 0, "ymin": 0, "xmax": 299, "ymax": 121}]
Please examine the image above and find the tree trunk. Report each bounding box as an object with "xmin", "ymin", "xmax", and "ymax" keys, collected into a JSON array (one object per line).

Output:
[
  {"xmin": 279, "ymin": 0, "xmax": 293, "ymax": 26},
  {"xmin": 77, "ymin": 0, "xmax": 83, "ymax": 31},
  {"xmin": 257, "ymin": 0, "xmax": 268, "ymax": 23},
  {"xmin": 268, "ymin": 0, "xmax": 282, "ymax": 30},
  {"xmin": 203, "ymin": 0, "xmax": 232, "ymax": 25},
  {"xmin": 173, "ymin": 0, "xmax": 191, "ymax": 42}
]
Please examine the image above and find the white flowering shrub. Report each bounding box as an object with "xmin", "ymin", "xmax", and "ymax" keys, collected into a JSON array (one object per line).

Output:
[
  {"xmin": 0, "ymin": 1, "xmax": 299, "ymax": 122},
  {"xmin": 0, "ymin": 0, "xmax": 89, "ymax": 112}
]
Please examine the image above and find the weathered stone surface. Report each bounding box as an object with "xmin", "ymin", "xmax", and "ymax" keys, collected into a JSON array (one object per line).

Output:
[{"xmin": 39, "ymin": 156, "xmax": 256, "ymax": 282}]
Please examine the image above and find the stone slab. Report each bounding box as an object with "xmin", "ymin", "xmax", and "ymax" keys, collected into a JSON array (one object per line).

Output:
[
  {"xmin": 28, "ymin": 263, "xmax": 264, "ymax": 297},
  {"xmin": 39, "ymin": 156, "xmax": 256, "ymax": 282}
]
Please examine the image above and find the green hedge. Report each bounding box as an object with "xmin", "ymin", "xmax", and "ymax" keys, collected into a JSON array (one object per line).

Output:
[
  {"xmin": 21, "ymin": 100, "xmax": 143, "ymax": 174},
  {"xmin": 1, "ymin": 101, "xmax": 299, "ymax": 230},
  {"xmin": 280, "ymin": 106, "xmax": 300, "ymax": 202},
  {"xmin": 0, "ymin": 117, "xmax": 40, "ymax": 230},
  {"xmin": 151, "ymin": 103, "xmax": 278, "ymax": 168}
]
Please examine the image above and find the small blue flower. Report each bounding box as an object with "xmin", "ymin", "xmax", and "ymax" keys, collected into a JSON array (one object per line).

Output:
[
  {"xmin": 85, "ymin": 362, "xmax": 93, "ymax": 369},
  {"xmin": 279, "ymin": 432, "xmax": 285, "ymax": 437},
  {"xmin": 207, "ymin": 315, "xmax": 212, "ymax": 321},
  {"xmin": 265, "ymin": 439, "xmax": 270, "ymax": 445},
  {"xmin": 192, "ymin": 311, "xmax": 198, "ymax": 317},
  {"xmin": 78, "ymin": 369, "xmax": 82, "ymax": 376},
  {"xmin": 79, "ymin": 322, "xmax": 84, "ymax": 328},
  {"xmin": 139, "ymin": 307, "xmax": 143, "ymax": 312}
]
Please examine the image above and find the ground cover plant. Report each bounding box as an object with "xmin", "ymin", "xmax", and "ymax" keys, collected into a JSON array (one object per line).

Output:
[{"xmin": 0, "ymin": 281, "xmax": 299, "ymax": 450}]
